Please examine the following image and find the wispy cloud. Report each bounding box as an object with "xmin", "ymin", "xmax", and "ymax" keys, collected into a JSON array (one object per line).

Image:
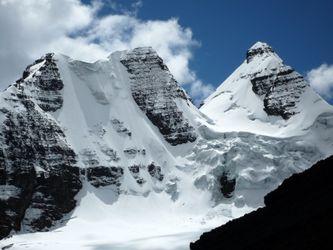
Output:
[
  {"xmin": 0, "ymin": 0, "xmax": 212, "ymax": 104},
  {"xmin": 103, "ymin": 0, "xmax": 143, "ymax": 16},
  {"xmin": 307, "ymin": 64, "xmax": 333, "ymax": 101},
  {"xmin": 189, "ymin": 80, "xmax": 214, "ymax": 106}
]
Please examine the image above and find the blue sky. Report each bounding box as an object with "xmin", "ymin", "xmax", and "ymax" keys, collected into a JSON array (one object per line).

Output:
[
  {"xmin": 85, "ymin": 0, "xmax": 333, "ymax": 92},
  {"xmin": 1, "ymin": 0, "xmax": 332, "ymax": 104}
]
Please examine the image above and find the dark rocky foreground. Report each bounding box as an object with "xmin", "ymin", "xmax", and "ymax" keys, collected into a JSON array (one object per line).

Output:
[{"xmin": 190, "ymin": 155, "xmax": 333, "ymax": 250}]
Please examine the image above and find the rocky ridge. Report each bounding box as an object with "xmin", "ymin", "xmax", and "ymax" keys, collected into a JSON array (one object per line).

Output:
[
  {"xmin": 247, "ymin": 43, "xmax": 308, "ymax": 119},
  {"xmin": 0, "ymin": 57, "xmax": 81, "ymax": 237},
  {"xmin": 120, "ymin": 47, "xmax": 197, "ymax": 145}
]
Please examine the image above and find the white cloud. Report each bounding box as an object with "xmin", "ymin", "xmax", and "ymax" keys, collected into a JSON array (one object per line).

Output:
[
  {"xmin": 0, "ymin": 0, "xmax": 98, "ymax": 85},
  {"xmin": 86, "ymin": 15, "xmax": 197, "ymax": 83},
  {"xmin": 0, "ymin": 0, "xmax": 211, "ymax": 104},
  {"xmin": 189, "ymin": 80, "xmax": 214, "ymax": 106},
  {"xmin": 307, "ymin": 64, "xmax": 333, "ymax": 100},
  {"xmin": 105, "ymin": 0, "xmax": 143, "ymax": 16}
]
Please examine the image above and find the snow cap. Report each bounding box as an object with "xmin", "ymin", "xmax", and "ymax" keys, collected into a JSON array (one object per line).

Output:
[{"xmin": 246, "ymin": 41, "xmax": 275, "ymax": 63}]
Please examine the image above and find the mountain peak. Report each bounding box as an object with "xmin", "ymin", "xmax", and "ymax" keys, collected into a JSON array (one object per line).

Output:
[
  {"xmin": 128, "ymin": 46, "xmax": 156, "ymax": 54},
  {"xmin": 119, "ymin": 46, "xmax": 197, "ymax": 145},
  {"xmin": 200, "ymin": 42, "xmax": 333, "ymax": 136},
  {"xmin": 1, "ymin": 43, "xmax": 333, "ymax": 249},
  {"xmin": 107, "ymin": 47, "xmax": 157, "ymax": 60},
  {"xmin": 246, "ymin": 41, "xmax": 275, "ymax": 62},
  {"xmin": 249, "ymin": 41, "xmax": 273, "ymax": 50}
]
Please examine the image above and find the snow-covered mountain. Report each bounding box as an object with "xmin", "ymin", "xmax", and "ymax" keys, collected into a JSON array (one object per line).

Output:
[
  {"xmin": 1, "ymin": 44, "xmax": 333, "ymax": 250},
  {"xmin": 201, "ymin": 42, "xmax": 333, "ymax": 138}
]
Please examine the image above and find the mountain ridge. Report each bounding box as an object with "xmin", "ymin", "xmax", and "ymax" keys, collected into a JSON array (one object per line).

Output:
[{"xmin": 0, "ymin": 43, "xmax": 332, "ymax": 249}]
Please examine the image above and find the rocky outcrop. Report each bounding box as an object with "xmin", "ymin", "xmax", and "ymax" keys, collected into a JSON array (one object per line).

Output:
[
  {"xmin": 247, "ymin": 43, "xmax": 308, "ymax": 119},
  {"xmin": 147, "ymin": 163, "xmax": 164, "ymax": 182},
  {"xmin": 126, "ymin": 162, "xmax": 165, "ymax": 185},
  {"xmin": 120, "ymin": 47, "xmax": 197, "ymax": 145},
  {"xmin": 246, "ymin": 42, "xmax": 275, "ymax": 63},
  {"xmin": 190, "ymin": 156, "xmax": 333, "ymax": 250},
  {"xmin": 15, "ymin": 53, "xmax": 64, "ymax": 112},
  {"xmin": 86, "ymin": 166, "xmax": 123, "ymax": 188},
  {"xmin": 123, "ymin": 148, "xmax": 146, "ymax": 158},
  {"xmin": 250, "ymin": 65, "xmax": 307, "ymax": 119},
  {"xmin": 219, "ymin": 172, "xmax": 235, "ymax": 198},
  {"xmin": 111, "ymin": 119, "xmax": 131, "ymax": 137},
  {"xmin": 0, "ymin": 88, "xmax": 81, "ymax": 239}
]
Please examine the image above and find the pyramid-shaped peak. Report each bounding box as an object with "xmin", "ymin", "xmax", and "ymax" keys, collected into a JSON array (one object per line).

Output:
[
  {"xmin": 249, "ymin": 41, "xmax": 273, "ymax": 50},
  {"xmin": 246, "ymin": 41, "xmax": 275, "ymax": 62}
]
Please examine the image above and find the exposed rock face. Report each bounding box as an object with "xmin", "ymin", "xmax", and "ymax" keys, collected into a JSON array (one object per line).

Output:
[
  {"xmin": 250, "ymin": 65, "xmax": 307, "ymax": 119},
  {"xmin": 190, "ymin": 156, "xmax": 333, "ymax": 250},
  {"xmin": 147, "ymin": 163, "xmax": 164, "ymax": 182},
  {"xmin": 247, "ymin": 43, "xmax": 308, "ymax": 119},
  {"xmin": 86, "ymin": 166, "xmax": 123, "ymax": 188},
  {"xmin": 120, "ymin": 47, "xmax": 197, "ymax": 145},
  {"xmin": 111, "ymin": 119, "xmax": 131, "ymax": 137},
  {"xmin": 123, "ymin": 148, "xmax": 146, "ymax": 158},
  {"xmin": 219, "ymin": 172, "xmax": 236, "ymax": 198},
  {"xmin": 15, "ymin": 53, "xmax": 64, "ymax": 112},
  {"xmin": 126, "ymin": 162, "xmax": 165, "ymax": 186},
  {"xmin": 246, "ymin": 42, "xmax": 275, "ymax": 63},
  {"xmin": 0, "ymin": 88, "xmax": 81, "ymax": 239}
]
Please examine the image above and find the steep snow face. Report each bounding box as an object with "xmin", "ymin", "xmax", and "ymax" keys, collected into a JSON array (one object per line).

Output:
[
  {"xmin": 200, "ymin": 42, "xmax": 333, "ymax": 137},
  {"xmin": 51, "ymin": 48, "xmax": 206, "ymax": 192}
]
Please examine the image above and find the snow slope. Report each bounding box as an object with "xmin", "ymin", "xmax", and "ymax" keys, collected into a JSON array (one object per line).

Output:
[
  {"xmin": 1, "ymin": 44, "xmax": 333, "ymax": 249},
  {"xmin": 0, "ymin": 183, "xmax": 252, "ymax": 250}
]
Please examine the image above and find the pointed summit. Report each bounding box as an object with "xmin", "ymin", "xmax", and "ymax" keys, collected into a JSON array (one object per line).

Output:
[
  {"xmin": 246, "ymin": 41, "xmax": 275, "ymax": 62},
  {"xmin": 248, "ymin": 41, "xmax": 273, "ymax": 51},
  {"xmin": 120, "ymin": 47, "xmax": 197, "ymax": 145},
  {"xmin": 200, "ymin": 42, "xmax": 333, "ymax": 136}
]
